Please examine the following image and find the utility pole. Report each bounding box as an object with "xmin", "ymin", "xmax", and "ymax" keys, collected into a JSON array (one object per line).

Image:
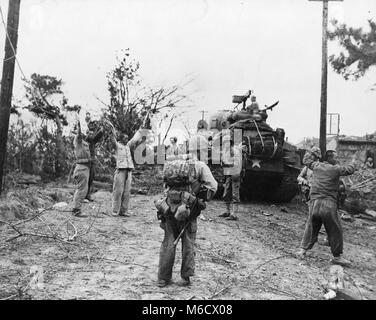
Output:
[
  {"xmin": 199, "ymin": 109, "xmax": 208, "ymax": 121},
  {"xmin": 309, "ymin": 0, "xmax": 343, "ymax": 158},
  {"xmin": 0, "ymin": 0, "xmax": 21, "ymax": 194}
]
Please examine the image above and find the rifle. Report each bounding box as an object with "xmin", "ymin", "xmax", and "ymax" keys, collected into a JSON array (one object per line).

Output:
[{"xmin": 173, "ymin": 196, "xmax": 206, "ymax": 246}]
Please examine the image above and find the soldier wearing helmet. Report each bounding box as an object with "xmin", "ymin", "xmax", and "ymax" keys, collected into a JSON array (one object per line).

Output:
[
  {"xmin": 218, "ymin": 133, "xmax": 243, "ymax": 221},
  {"xmin": 297, "ymin": 147, "xmax": 358, "ymax": 267},
  {"xmin": 246, "ymin": 96, "xmax": 260, "ymax": 114},
  {"xmin": 365, "ymin": 157, "xmax": 374, "ymax": 169}
]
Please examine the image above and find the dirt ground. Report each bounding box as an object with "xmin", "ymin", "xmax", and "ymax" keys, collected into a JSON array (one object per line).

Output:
[{"xmin": 0, "ymin": 187, "xmax": 375, "ymax": 300}]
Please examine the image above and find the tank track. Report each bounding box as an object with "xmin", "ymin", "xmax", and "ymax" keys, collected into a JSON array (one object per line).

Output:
[{"xmin": 269, "ymin": 165, "xmax": 300, "ymax": 202}]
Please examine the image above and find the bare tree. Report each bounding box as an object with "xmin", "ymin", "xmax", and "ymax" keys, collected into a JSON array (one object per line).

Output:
[{"xmin": 103, "ymin": 49, "xmax": 189, "ymax": 138}]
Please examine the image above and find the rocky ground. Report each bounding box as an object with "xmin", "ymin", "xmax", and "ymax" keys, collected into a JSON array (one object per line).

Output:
[{"xmin": 0, "ymin": 185, "xmax": 375, "ymax": 300}]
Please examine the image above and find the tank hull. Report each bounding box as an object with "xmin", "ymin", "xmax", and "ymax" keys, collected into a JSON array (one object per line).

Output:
[{"xmin": 206, "ymin": 109, "xmax": 302, "ymax": 203}]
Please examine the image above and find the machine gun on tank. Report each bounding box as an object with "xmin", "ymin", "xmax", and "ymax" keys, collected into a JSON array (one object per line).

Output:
[{"xmin": 232, "ymin": 90, "xmax": 253, "ymax": 110}]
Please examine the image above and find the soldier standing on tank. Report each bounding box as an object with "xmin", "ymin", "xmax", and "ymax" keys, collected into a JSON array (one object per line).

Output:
[
  {"xmin": 246, "ymin": 96, "xmax": 260, "ymax": 114},
  {"xmin": 218, "ymin": 135, "xmax": 242, "ymax": 221}
]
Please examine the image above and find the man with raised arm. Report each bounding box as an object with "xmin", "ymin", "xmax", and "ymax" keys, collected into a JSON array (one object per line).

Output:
[
  {"xmin": 72, "ymin": 119, "xmax": 91, "ymax": 217},
  {"xmin": 297, "ymin": 147, "xmax": 357, "ymax": 266},
  {"xmin": 109, "ymin": 125, "xmax": 146, "ymax": 217}
]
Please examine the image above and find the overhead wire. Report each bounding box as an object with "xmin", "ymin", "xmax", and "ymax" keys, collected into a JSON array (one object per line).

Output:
[
  {"xmin": 0, "ymin": 3, "xmax": 67, "ymax": 119},
  {"xmin": 0, "ymin": 3, "xmax": 27, "ymax": 80}
]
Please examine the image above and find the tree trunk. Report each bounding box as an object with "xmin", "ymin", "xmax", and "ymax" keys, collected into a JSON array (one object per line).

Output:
[
  {"xmin": 55, "ymin": 116, "xmax": 66, "ymax": 177},
  {"xmin": 0, "ymin": 0, "xmax": 21, "ymax": 194}
]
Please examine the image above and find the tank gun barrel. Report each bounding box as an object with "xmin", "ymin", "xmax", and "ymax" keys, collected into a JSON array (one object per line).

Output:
[{"xmin": 262, "ymin": 100, "xmax": 279, "ymax": 112}]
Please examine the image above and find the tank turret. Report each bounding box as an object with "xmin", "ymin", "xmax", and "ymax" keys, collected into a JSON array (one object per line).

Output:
[{"xmin": 202, "ymin": 91, "xmax": 302, "ymax": 202}]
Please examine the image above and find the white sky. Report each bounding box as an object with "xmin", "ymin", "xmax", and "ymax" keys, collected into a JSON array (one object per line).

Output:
[{"xmin": 0, "ymin": 0, "xmax": 375, "ymax": 144}]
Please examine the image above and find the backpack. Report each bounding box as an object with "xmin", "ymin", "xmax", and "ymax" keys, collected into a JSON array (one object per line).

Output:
[{"xmin": 163, "ymin": 159, "xmax": 191, "ymax": 187}]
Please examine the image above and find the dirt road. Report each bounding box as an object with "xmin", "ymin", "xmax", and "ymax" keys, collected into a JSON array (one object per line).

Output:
[{"xmin": 1, "ymin": 189, "xmax": 375, "ymax": 300}]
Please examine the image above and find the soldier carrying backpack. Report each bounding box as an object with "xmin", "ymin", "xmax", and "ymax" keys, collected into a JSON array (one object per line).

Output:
[{"xmin": 154, "ymin": 156, "xmax": 218, "ymax": 287}]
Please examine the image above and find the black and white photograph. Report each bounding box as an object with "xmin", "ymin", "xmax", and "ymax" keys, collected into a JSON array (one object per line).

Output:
[{"xmin": 0, "ymin": 0, "xmax": 375, "ymax": 304}]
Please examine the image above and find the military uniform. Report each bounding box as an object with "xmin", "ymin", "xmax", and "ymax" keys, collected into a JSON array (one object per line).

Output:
[
  {"xmin": 246, "ymin": 101, "xmax": 259, "ymax": 114},
  {"xmin": 220, "ymin": 144, "xmax": 242, "ymax": 220},
  {"xmin": 85, "ymin": 126, "xmax": 104, "ymax": 200},
  {"xmin": 297, "ymin": 165, "xmax": 313, "ymax": 202},
  {"xmin": 299, "ymin": 149, "xmax": 356, "ymax": 263},
  {"xmin": 72, "ymin": 131, "xmax": 91, "ymax": 215},
  {"xmin": 157, "ymin": 158, "xmax": 217, "ymax": 286}
]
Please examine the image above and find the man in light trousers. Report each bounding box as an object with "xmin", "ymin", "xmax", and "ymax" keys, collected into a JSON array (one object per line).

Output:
[
  {"xmin": 110, "ymin": 126, "xmax": 145, "ymax": 217},
  {"xmin": 72, "ymin": 120, "xmax": 91, "ymax": 217}
]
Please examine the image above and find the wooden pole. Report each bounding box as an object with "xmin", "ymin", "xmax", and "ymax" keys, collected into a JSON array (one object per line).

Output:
[
  {"xmin": 0, "ymin": 0, "xmax": 21, "ymax": 194},
  {"xmin": 320, "ymin": 0, "xmax": 328, "ymax": 158},
  {"xmin": 309, "ymin": 0, "xmax": 343, "ymax": 158}
]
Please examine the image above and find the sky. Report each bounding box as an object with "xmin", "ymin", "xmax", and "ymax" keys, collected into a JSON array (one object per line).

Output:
[{"xmin": 0, "ymin": 0, "xmax": 375, "ymax": 144}]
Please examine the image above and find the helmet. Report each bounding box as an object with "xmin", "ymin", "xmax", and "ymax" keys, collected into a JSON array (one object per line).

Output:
[{"xmin": 310, "ymin": 146, "xmax": 321, "ymax": 159}]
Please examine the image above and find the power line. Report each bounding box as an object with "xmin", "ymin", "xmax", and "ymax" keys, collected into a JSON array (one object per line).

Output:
[
  {"xmin": 0, "ymin": 3, "xmax": 27, "ymax": 80},
  {"xmin": 0, "ymin": 4, "xmax": 61, "ymax": 117}
]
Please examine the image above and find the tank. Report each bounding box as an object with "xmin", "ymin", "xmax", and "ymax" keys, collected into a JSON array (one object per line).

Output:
[{"xmin": 202, "ymin": 93, "xmax": 303, "ymax": 202}]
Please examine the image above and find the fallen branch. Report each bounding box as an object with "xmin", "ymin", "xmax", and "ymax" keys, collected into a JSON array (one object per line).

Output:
[
  {"xmin": 66, "ymin": 220, "xmax": 78, "ymax": 241},
  {"xmin": 3, "ymin": 220, "xmax": 78, "ymax": 245},
  {"xmin": 6, "ymin": 231, "xmax": 78, "ymax": 245},
  {"xmin": 251, "ymin": 254, "xmax": 291, "ymax": 274},
  {"xmin": 97, "ymin": 257, "xmax": 149, "ymax": 269},
  {"xmin": 0, "ymin": 280, "xmax": 31, "ymax": 301},
  {"xmin": 208, "ymin": 285, "xmax": 231, "ymax": 299},
  {"xmin": 13, "ymin": 206, "xmax": 54, "ymax": 226},
  {"xmin": 77, "ymin": 208, "xmax": 100, "ymax": 238},
  {"xmin": 0, "ymin": 293, "xmax": 18, "ymax": 301},
  {"xmin": 263, "ymin": 284, "xmax": 301, "ymax": 300},
  {"xmin": 207, "ymin": 254, "xmax": 237, "ymax": 265}
]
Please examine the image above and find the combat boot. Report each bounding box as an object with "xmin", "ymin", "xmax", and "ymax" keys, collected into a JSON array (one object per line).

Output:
[
  {"xmin": 157, "ymin": 279, "xmax": 171, "ymax": 288},
  {"xmin": 85, "ymin": 195, "xmax": 94, "ymax": 202},
  {"xmin": 226, "ymin": 203, "xmax": 238, "ymax": 221},
  {"xmin": 331, "ymin": 255, "xmax": 351, "ymax": 267},
  {"xmin": 119, "ymin": 211, "xmax": 131, "ymax": 217},
  {"xmin": 219, "ymin": 203, "xmax": 231, "ymax": 218},
  {"xmin": 296, "ymin": 248, "xmax": 307, "ymax": 259},
  {"xmin": 177, "ymin": 277, "xmax": 190, "ymax": 287}
]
